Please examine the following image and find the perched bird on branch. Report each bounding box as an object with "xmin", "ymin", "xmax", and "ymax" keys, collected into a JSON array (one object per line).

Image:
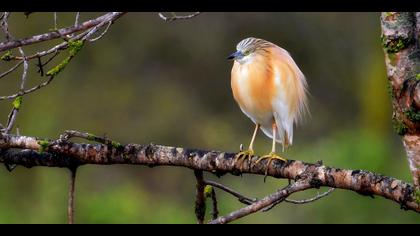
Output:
[{"xmin": 228, "ymin": 37, "xmax": 309, "ymax": 169}]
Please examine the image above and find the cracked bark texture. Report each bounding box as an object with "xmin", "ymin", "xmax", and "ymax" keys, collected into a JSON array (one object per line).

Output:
[
  {"xmin": 381, "ymin": 12, "xmax": 420, "ymax": 189},
  {"xmin": 0, "ymin": 133, "xmax": 418, "ymax": 213}
]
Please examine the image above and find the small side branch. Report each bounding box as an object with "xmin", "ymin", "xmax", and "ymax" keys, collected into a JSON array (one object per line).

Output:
[
  {"xmin": 0, "ymin": 61, "xmax": 23, "ymax": 80},
  {"xmin": 88, "ymin": 21, "xmax": 113, "ymax": 42},
  {"xmin": 1, "ymin": 12, "xmax": 12, "ymax": 41},
  {"xmin": 209, "ymin": 180, "xmax": 312, "ymax": 224},
  {"xmin": 209, "ymin": 187, "xmax": 218, "ymax": 220},
  {"xmin": 194, "ymin": 170, "xmax": 206, "ymax": 224},
  {"xmin": 158, "ymin": 12, "xmax": 201, "ymax": 22},
  {"xmin": 0, "ymin": 75, "xmax": 54, "ymax": 100},
  {"xmin": 68, "ymin": 166, "xmax": 78, "ymax": 224},
  {"xmin": 285, "ymin": 188, "xmax": 335, "ymax": 204},
  {"xmin": 204, "ymin": 179, "xmax": 334, "ymax": 214},
  {"xmin": 0, "ymin": 12, "xmax": 126, "ymax": 52},
  {"xmin": 204, "ymin": 180, "xmax": 256, "ymax": 205}
]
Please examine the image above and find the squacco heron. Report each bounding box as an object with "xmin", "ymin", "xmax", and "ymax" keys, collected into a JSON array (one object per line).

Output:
[{"xmin": 228, "ymin": 37, "xmax": 308, "ymax": 171}]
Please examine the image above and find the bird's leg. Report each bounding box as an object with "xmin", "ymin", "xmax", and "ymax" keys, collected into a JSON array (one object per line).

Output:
[
  {"xmin": 234, "ymin": 124, "xmax": 260, "ymax": 170},
  {"xmin": 255, "ymin": 123, "xmax": 287, "ymax": 178}
]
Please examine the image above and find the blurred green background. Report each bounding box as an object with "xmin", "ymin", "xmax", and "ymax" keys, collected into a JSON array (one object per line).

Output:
[{"xmin": 0, "ymin": 12, "xmax": 419, "ymax": 224}]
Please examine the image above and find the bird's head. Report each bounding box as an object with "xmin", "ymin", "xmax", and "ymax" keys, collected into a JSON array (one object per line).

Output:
[{"xmin": 227, "ymin": 37, "xmax": 273, "ymax": 64}]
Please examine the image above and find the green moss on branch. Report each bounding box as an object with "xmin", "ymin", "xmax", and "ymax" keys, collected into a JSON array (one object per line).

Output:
[
  {"xmin": 37, "ymin": 140, "xmax": 50, "ymax": 153},
  {"xmin": 46, "ymin": 40, "xmax": 84, "ymax": 76},
  {"xmin": 392, "ymin": 118, "xmax": 408, "ymax": 135},
  {"xmin": 12, "ymin": 96, "xmax": 23, "ymax": 109},
  {"xmin": 382, "ymin": 35, "xmax": 410, "ymax": 54}
]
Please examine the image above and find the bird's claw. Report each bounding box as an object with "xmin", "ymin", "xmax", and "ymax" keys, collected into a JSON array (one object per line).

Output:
[
  {"xmin": 255, "ymin": 152, "xmax": 287, "ymax": 181},
  {"xmin": 234, "ymin": 149, "xmax": 254, "ymax": 171}
]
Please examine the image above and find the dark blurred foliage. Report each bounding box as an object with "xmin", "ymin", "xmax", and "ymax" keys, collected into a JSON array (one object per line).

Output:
[{"xmin": 0, "ymin": 12, "xmax": 419, "ymax": 223}]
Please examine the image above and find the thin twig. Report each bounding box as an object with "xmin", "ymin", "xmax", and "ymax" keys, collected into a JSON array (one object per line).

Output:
[
  {"xmin": 53, "ymin": 12, "xmax": 58, "ymax": 30},
  {"xmin": 0, "ymin": 75, "xmax": 54, "ymax": 100},
  {"xmin": 4, "ymin": 107, "xmax": 17, "ymax": 133},
  {"xmin": 0, "ymin": 61, "xmax": 23, "ymax": 79},
  {"xmin": 88, "ymin": 21, "xmax": 112, "ymax": 42},
  {"xmin": 81, "ymin": 13, "xmax": 121, "ymax": 42},
  {"xmin": 4, "ymin": 47, "xmax": 27, "ymax": 133},
  {"xmin": 10, "ymin": 38, "xmax": 70, "ymax": 61},
  {"xmin": 74, "ymin": 12, "xmax": 80, "ymax": 27},
  {"xmin": 209, "ymin": 181, "xmax": 312, "ymax": 224},
  {"xmin": 58, "ymin": 130, "xmax": 120, "ymax": 147},
  {"xmin": 285, "ymin": 188, "xmax": 335, "ymax": 204},
  {"xmin": 68, "ymin": 166, "xmax": 77, "ymax": 224},
  {"xmin": 0, "ymin": 26, "xmax": 91, "ymax": 101},
  {"xmin": 4, "ymin": 13, "xmax": 121, "ymax": 61},
  {"xmin": 1, "ymin": 12, "xmax": 11, "ymax": 41},
  {"xmin": 194, "ymin": 170, "xmax": 206, "ymax": 224},
  {"xmin": 158, "ymin": 12, "xmax": 201, "ymax": 22},
  {"xmin": 262, "ymin": 188, "xmax": 336, "ymax": 212},
  {"xmin": 37, "ymin": 51, "xmax": 60, "ymax": 76},
  {"xmin": 204, "ymin": 180, "xmax": 256, "ymax": 205},
  {"xmin": 205, "ymin": 181, "xmax": 333, "ymax": 214},
  {"xmin": 9, "ymin": 28, "xmax": 91, "ymax": 61},
  {"xmin": 260, "ymin": 196, "xmax": 286, "ymax": 212},
  {"xmin": 10, "ymin": 41, "xmax": 67, "ymax": 61},
  {"xmin": 8, "ymin": 26, "xmax": 93, "ymax": 62},
  {"xmin": 210, "ymin": 187, "xmax": 219, "ymax": 220},
  {"xmin": 18, "ymin": 47, "xmax": 28, "ymax": 90},
  {"xmin": 0, "ymin": 12, "xmax": 126, "ymax": 52}
]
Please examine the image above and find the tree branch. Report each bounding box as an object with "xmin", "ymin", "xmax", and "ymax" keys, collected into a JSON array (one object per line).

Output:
[
  {"xmin": 209, "ymin": 187, "xmax": 218, "ymax": 220},
  {"xmin": 68, "ymin": 167, "xmax": 77, "ymax": 224},
  {"xmin": 204, "ymin": 180, "xmax": 256, "ymax": 205},
  {"xmin": 381, "ymin": 12, "xmax": 420, "ymax": 189},
  {"xmin": 0, "ymin": 61, "xmax": 22, "ymax": 80},
  {"xmin": 209, "ymin": 180, "xmax": 311, "ymax": 224},
  {"xmin": 284, "ymin": 187, "xmax": 335, "ymax": 204},
  {"xmin": 0, "ymin": 12, "xmax": 126, "ymax": 52},
  {"xmin": 0, "ymin": 132, "xmax": 418, "ymax": 213},
  {"xmin": 158, "ymin": 12, "xmax": 201, "ymax": 22},
  {"xmin": 194, "ymin": 170, "xmax": 206, "ymax": 224}
]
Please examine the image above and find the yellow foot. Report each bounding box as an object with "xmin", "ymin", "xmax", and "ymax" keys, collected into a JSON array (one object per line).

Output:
[
  {"xmin": 234, "ymin": 149, "xmax": 254, "ymax": 171},
  {"xmin": 255, "ymin": 152, "xmax": 287, "ymax": 181}
]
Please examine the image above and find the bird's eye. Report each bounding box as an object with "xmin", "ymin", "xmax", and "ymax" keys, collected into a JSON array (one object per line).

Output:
[{"xmin": 243, "ymin": 50, "xmax": 250, "ymax": 56}]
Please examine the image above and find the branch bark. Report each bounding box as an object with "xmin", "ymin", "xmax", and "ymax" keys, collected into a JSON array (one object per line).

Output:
[
  {"xmin": 0, "ymin": 133, "xmax": 418, "ymax": 213},
  {"xmin": 194, "ymin": 170, "xmax": 205, "ymax": 224},
  {"xmin": 381, "ymin": 12, "xmax": 420, "ymax": 189},
  {"xmin": 68, "ymin": 167, "xmax": 77, "ymax": 224}
]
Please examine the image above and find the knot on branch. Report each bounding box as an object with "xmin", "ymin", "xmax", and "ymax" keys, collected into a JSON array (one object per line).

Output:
[{"xmin": 399, "ymin": 185, "xmax": 416, "ymax": 211}]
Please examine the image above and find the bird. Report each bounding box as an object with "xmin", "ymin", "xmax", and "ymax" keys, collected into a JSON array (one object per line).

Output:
[{"xmin": 227, "ymin": 37, "xmax": 308, "ymax": 171}]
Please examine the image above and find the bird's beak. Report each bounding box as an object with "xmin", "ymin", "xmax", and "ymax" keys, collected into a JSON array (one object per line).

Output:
[{"xmin": 227, "ymin": 51, "xmax": 243, "ymax": 60}]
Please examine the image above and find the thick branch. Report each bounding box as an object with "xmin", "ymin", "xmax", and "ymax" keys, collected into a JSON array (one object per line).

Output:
[
  {"xmin": 0, "ymin": 12, "xmax": 125, "ymax": 52},
  {"xmin": 0, "ymin": 133, "xmax": 418, "ymax": 213},
  {"xmin": 381, "ymin": 12, "xmax": 420, "ymax": 189}
]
